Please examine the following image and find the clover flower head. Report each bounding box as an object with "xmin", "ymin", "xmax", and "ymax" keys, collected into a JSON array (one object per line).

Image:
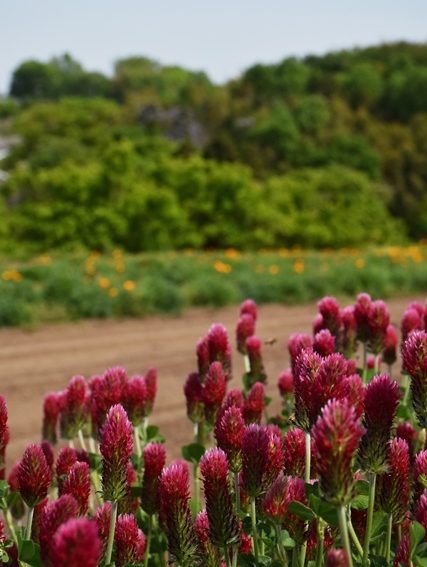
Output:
[
  {"xmin": 341, "ymin": 305, "xmax": 358, "ymax": 357},
  {"xmin": 243, "ymin": 381, "xmax": 265, "ymax": 424},
  {"xmin": 261, "ymin": 474, "xmax": 289, "ymax": 524},
  {"xmin": 240, "ymin": 299, "xmax": 258, "ymax": 321},
  {"xmin": 195, "ymin": 510, "xmax": 221, "ymax": 566},
  {"xmin": 313, "ymin": 329, "xmax": 336, "ymax": 357},
  {"xmin": 123, "ymin": 374, "xmax": 146, "ymax": 426},
  {"xmin": 377, "ymin": 437, "xmax": 410, "ymax": 524},
  {"xmin": 42, "ymin": 392, "xmax": 61, "ymax": 445},
  {"xmin": 143, "ymin": 367, "xmax": 157, "ymax": 416},
  {"xmin": 62, "ymin": 461, "xmax": 91, "ymax": 516},
  {"xmin": 141, "ymin": 442, "xmax": 167, "ymax": 516},
  {"xmin": 367, "ymin": 299, "xmax": 390, "ymax": 355},
  {"xmin": 207, "ymin": 323, "xmax": 232, "ymax": 381},
  {"xmin": 278, "ymin": 369, "xmax": 294, "ymax": 399},
  {"xmin": 196, "ymin": 335, "xmax": 210, "ymax": 382},
  {"xmin": 288, "ymin": 334, "xmax": 314, "ymax": 372},
  {"xmin": 317, "ymin": 296, "xmax": 342, "ymax": 339},
  {"xmin": 236, "ymin": 313, "xmax": 256, "ymax": 355},
  {"xmin": 49, "ymin": 517, "xmax": 101, "ymax": 567},
  {"xmin": 114, "ymin": 513, "xmax": 146, "ymax": 567},
  {"xmin": 401, "ymin": 303, "xmax": 424, "ymax": 342},
  {"xmin": 55, "ymin": 447, "xmax": 78, "ymax": 494},
  {"xmin": 401, "ymin": 330, "xmax": 427, "ymax": 427},
  {"xmin": 202, "ymin": 361, "xmax": 227, "ymax": 426},
  {"xmin": 382, "ymin": 324, "xmax": 398, "ymax": 366},
  {"xmin": 17, "ymin": 443, "xmax": 52, "ymax": 507},
  {"xmin": 183, "ymin": 372, "xmax": 204, "ymax": 424},
  {"xmin": 245, "ymin": 335, "xmax": 267, "ymax": 386},
  {"xmin": 39, "ymin": 494, "xmax": 79, "ymax": 565},
  {"xmin": 214, "ymin": 405, "xmax": 245, "ymax": 473},
  {"xmin": 354, "ymin": 292, "xmax": 372, "ymax": 343}
]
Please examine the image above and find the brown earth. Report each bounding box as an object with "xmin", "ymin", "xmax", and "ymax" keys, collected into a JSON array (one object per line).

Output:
[{"xmin": 1, "ymin": 296, "xmax": 425, "ymax": 470}]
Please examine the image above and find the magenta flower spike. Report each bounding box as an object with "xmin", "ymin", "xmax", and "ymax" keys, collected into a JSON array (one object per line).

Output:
[
  {"xmin": 413, "ymin": 450, "xmax": 427, "ymax": 502},
  {"xmin": 326, "ymin": 548, "xmax": 350, "ymax": 567},
  {"xmin": 341, "ymin": 305, "xmax": 358, "ymax": 358},
  {"xmin": 214, "ymin": 405, "xmax": 245, "ymax": 473},
  {"xmin": 345, "ymin": 373, "xmax": 365, "ymax": 418},
  {"xmin": 141, "ymin": 441, "xmax": 167, "ymax": 516},
  {"xmin": 90, "ymin": 366, "xmax": 128, "ymax": 434},
  {"xmin": 39, "ymin": 494, "xmax": 78, "ymax": 566},
  {"xmin": 317, "ymin": 296, "xmax": 342, "ymax": 339},
  {"xmin": 158, "ymin": 461, "xmax": 198, "ymax": 566},
  {"xmin": 312, "ymin": 398, "xmax": 365, "ymax": 506},
  {"xmin": 396, "ymin": 421, "xmax": 418, "ymax": 461},
  {"xmin": 55, "ymin": 447, "xmax": 78, "ymax": 494},
  {"xmin": 200, "ymin": 448, "xmax": 240, "ymax": 547},
  {"xmin": 376, "ymin": 438, "xmax": 410, "ymax": 524},
  {"xmin": 0, "ymin": 396, "xmax": 8, "ymax": 480},
  {"xmin": 401, "ymin": 330, "xmax": 427, "ymax": 427},
  {"xmin": 382, "ymin": 324, "xmax": 398, "ymax": 367},
  {"xmin": 393, "ymin": 534, "xmax": 410, "ymax": 567},
  {"xmin": 60, "ymin": 375, "xmax": 90, "ymax": 440},
  {"xmin": 415, "ymin": 490, "xmax": 427, "ymax": 531},
  {"xmin": 183, "ymin": 372, "xmax": 205, "ymax": 424},
  {"xmin": 278, "ymin": 369, "xmax": 294, "ymax": 399},
  {"xmin": 358, "ymin": 374, "xmax": 401, "ymax": 474},
  {"xmin": 236, "ymin": 313, "xmax": 256, "ymax": 355},
  {"xmin": 202, "ymin": 361, "xmax": 227, "ymax": 426},
  {"xmin": 195, "ymin": 510, "xmax": 221, "ymax": 567},
  {"xmin": 241, "ymin": 424, "xmax": 284, "ymax": 497},
  {"xmin": 283, "ymin": 427, "xmax": 316, "ymax": 479},
  {"xmin": 61, "ymin": 461, "xmax": 91, "ymax": 516},
  {"xmin": 261, "ymin": 474, "xmax": 289, "ymax": 524},
  {"xmin": 94, "ymin": 502, "xmax": 112, "ymax": 556},
  {"xmin": 196, "ymin": 335, "xmax": 210, "ymax": 382},
  {"xmin": 401, "ymin": 304, "xmax": 424, "ymax": 342},
  {"xmin": 288, "ymin": 333, "xmax": 313, "ymax": 373},
  {"xmin": 367, "ymin": 300, "xmax": 390, "ymax": 355},
  {"xmin": 240, "ymin": 299, "xmax": 258, "ymax": 321},
  {"xmin": 99, "ymin": 404, "xmax": 133, "ymax": 502},
  {"xmin": 143, "ymin": 367, "xmax": 157, "ymax": 417},
  {"xmin": 313, "ymin": 329, "xmax": 336, "ymax": 357},
  {"xmin": 17, "ymin": 443, "xmax": 52, "ymax": 508},
  {"xmin": 118, "ymin": 461, "xmax": 139, "ymax": 516},
  {"xmin": 293, "ymin": 347, "xmax": 323, "ymax": 430},
  {"xmin": 114, "ymin": 513, "xmax": 146, "ymax": 567},
  {"xmin": 245, "ymin": 335, "xmax": 267, "ymax": 386},
  {"xmin": 283, "ymin": 476, "xmax": 310, "ymax": 545},
  {"xmin": 242, "ymin": 382, "xmax": 265, "ymax": 424},
  {"xmin": 49, "ymin": 517, "xmax": 101, "ymax": 567},
  {"xmin": 122, "ymin": 374, "xmax": 147, "ymax": 426},
  {"xmin": 42, "ymin": 392, "xmax": 61, "ymax": 445},
  {"xmin": 354, "ymin": 292, "xmax": 372, "ymax": 343},
  {"xmin": 207, "ymin": 323, "xmax": 233, "ymax": 382}
]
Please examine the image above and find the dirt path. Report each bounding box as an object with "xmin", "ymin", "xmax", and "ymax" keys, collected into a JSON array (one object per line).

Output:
[{"xmin": 1, "ymin": 296, "xmax": 425, "ymax": 469}]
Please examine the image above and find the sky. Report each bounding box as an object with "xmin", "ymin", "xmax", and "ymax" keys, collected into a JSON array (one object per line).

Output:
[{"xmin": 1, "ymin": 0, "xmax": 427, "ymax": 95}]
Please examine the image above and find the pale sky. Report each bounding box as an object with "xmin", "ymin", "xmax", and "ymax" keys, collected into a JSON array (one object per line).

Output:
[{"xmin": 1, "ymin": 0, "xmax": 426, "ymax": 95}]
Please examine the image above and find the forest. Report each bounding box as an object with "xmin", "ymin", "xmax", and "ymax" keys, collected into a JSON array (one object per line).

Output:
[{"xmin": 1, "ymin": 42, "xmax": 427, "ymax": 254}]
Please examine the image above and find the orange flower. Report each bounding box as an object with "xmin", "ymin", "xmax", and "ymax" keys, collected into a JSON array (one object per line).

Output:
[
  {"xmin": 123, "ymin": 280, "xmax": 135, "ymax": 291},
  {"xmin": 293, "ymin": 260, "xmax": 305, "ymax": 274}
]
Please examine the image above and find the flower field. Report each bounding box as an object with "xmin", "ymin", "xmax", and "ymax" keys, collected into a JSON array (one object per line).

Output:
[
  {"xmin": 1, "ymin": 243, "xmax": 427, "ymax": 327},
  {"xmin": 1, "ymin": 293, "xmax": 427, "ymax": 566}
]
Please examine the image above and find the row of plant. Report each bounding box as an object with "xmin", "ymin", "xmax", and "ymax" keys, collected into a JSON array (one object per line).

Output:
[
  {"xmin": 1, "ymin": 293, "xmax": 427, "ymax": 566},
  {"xmin": 1, "ymin": 244, "xmax": 427, "ymax": 328}
]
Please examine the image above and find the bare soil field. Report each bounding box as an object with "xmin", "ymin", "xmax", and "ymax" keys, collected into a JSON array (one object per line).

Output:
[{"xmin": 1, "ymin": 296, "xmax": 425, "ymax": 469}]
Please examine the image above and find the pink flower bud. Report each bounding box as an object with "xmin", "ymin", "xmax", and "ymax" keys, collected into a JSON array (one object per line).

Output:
[
  {"xmin": 143, "ymin": 367, "xmax": 157, "ymax": 416},
  {"xmin": 382, "ymin": 324, "xmax": 398, "ymax": 366},
  {"xmin": 317, "ymin": 296, "xmax": 342, "ymax": 339},
  {"xmin": 326, "ymin": 548, "xmax": 350, "ymax": 567},
  {"xmin": 240, "ymin": 299, "xmax": 258, "ymax": 321},
  {"xmin": 55, "ymin": 447, "xmax": 78, "ymax": 494},
  {"xmin": 195, "ymin": 510, "xmax": 221, "ymax": 565},
  {"xmin": 354, "ymin": 292, "xmax": 372, "ymax": 343},
  {"xmin": 39, "ymin": 494, "xmax": 78, "ymax": 565},
  {"xmin": 184, "ymin": 372, "xmax": 204, "ymax": 424},
  {"xmin": 90, "ymin": 367, "xmax": 128, "ymax": 433},
  {"xmin": 401, "ymin": 330, "xmax": 427, "ymax": 427},
  {"xmin": 313, "ymin": 329, "xmax": 336, "ymax": 357},
  {"xmin": 62, "ymin": 461, "xmax": 91, "ymax": 516},
  {"xmin": 367, "ymin": 300, "xmax": 390, "ymax": 355},
  {"xmin": 99, "ymin": 404, "xmax": 133, "ymax": 502},
  {"xmin": 401, "ymin": 303, "xmax": 424, "ymax": 342},
  {"xmin": 376, "ymin": 438, "xmax": 410, "ymax": 524},
  {"xmin": 393, "ymin": 534, "xmax": 410, "ymax": 567},
  {"xmin": 396, "ymin": 421, "xmax": 418, "ymax": 460},
  {"xmin": 60, "ymin": 375, "xmax": 90, "ymax": 440},
  {"xmin": 141, "ymin": 442, "xmax": 167, "ymax": 516},
  {"xmin": 207, "ymin": 324, "xmax": 232, "ymax": 381},
  {"xmin": 94, "ymin": 502, "xmax": 112, "ymax": 557},
  {"xmin": 415, "ymin": 490, "xmax": 427, "ymax": 531},
  {"xmin": 236, "ymin": 313, "xmax": 256, "ymax": 355},
  {"xmin": 196, "ymin": 335, "xmax": 210, "ymax": 382},
  {"xmin": 341, "ymin": 305, "xmax": 358, "ymax": 358},
  {"xmin": 17, "ymin": 443, "xmax": 52, "ymax": 507},
  {"xmin": 114, "ymin": 513, "xmax": 146, "ymax": 567},
  {"xmin": 42, "ymin": 392, "xmax": 61, "ymax": 445},
  {"xmin": 202, "ymin": 361, "xmax": 227, "ymax": 426},
  {"xmin": 283, "ymin": 427, "xmax": 316, "ymax": 479},
  {"xmin": 413, "ymin": 450, "xmax": 427, "ymax": 502},
  {"xmin": 278, "ymin": 369, "xmax": 294, "ymax": 399},
  {"xmin": 214, "ymin": 405, "xmax": 245, "ymax": 473},
  {"xmin": 288, "ymin": 333, "xmax": 313, "ymax": 373},
  {"xmin": 0, "ymin": 396, "xmax": 8, "ymax": 480},
  {"xmin": 261, "ymin": 474, "xmax": 289, "ymax": 524},
  {"xmin": 242, "ymin": 382, "xmax": 265, "ymax": 424},
  {"xmin": 122, "ymin": 375, "xmax": 146, "ymax": 426},
  {"xmin": 245, "ymin": 335, "xmax": 267, "ymax": 386},
  {"xmin": 49, "ymin": 517, "xmax": 101, "ymax": 567}
]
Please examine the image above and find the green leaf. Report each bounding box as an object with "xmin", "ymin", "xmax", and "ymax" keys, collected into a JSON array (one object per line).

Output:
[
  {"xmin": 89, "ymin": 451, "xmax": 102, "ymax": 472},
  {"xmin": 413, "ymin": 556, "xmax": 427, "ymax": 567},
  {"xmin": 354, "ymin": 479, "xmax": 370, "ymax": 496},
  {"xmin": 130, "ymin": 484, "xmax": 143, "ymax": 498},
  {"xmin": 410, "ymin": 521, "xmax": 427, "ymax": 558},
  {"xmin": 181, "ymin": 443, "xmax": 206, "ymax": 464},
  {"xmin": 370, "ymin": 512, "xmax": 388, "ymax": 542},
  {"xmin": 238, "ymin": 553, "xmax": 257, "ymax": 567},
  {"xmin": 145, "ymin": 425, "xmax": 165, "ymax": 443},
  {"xmin": 0, "ymin": 480, "xmax": 9, "ymax": 499},
  {"xmin": 351, "ymin": 494, "xmax": 369, "ymax": 510},
  {"xmin": 287, "ymin": 501, "xmax": 316, "ymax": 521},
  {"xmin": 18, "ymin": 540, "xmax": 41, "ymax": 567}
]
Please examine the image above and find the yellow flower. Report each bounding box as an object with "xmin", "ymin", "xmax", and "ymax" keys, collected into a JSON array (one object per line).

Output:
[
  {"xmin": 108, "ymin": 287, "xmax": 119, "ymax": 297},
  {"xmin": 213, "ymin": 261, "xmax": 232, "ymax": 274},
  {"xmin": 278, "ymin": 248, "xmax": 289, "ymax": 257},
  {"xmin": 269, "ymin": 265, "xmax": 280, "ymax": 274},
  {"xmin": 2, "ymin": 270, "xmax": 22, "ymax": 282},
  {"xmin": 355, "ymin": 258, "xmax": 365, "ymax": 269},
  {"xmin": 98, "ymin": 277, "xmax": 110, "ymax": 289},
  {"xmin": 123, "ymin": 280, "xmax": 136, "ymax": 291},
  {"xmin": 292, "ymin": 260, "xmax": 305, "ymax": 274},
  {"xmin": 225, "ymin": 248, "xmax": 241, "ymax": 259}
]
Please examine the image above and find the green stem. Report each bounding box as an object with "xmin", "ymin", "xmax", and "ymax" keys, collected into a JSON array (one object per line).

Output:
[
  {"xmin": 144, "ymin": 514, "xmax": 153, "ymax": 567},
  {"xmin": 197, "ymin": 420, "xmax": 206, "ymax": 448},
  {"xmin": 347, "ymin": 509, "xmax": 364, "ymax": 559},
  {"xmin": 193, "ymin": 462, "xmax": 200, "ymax": 514},
  {"xmin": 105, "ymin": 500, "xmax": 118, "ymax": 565},
  {"xmin": 250, "ymin": 497, "xmax": 259, "ymax": 562},
  {"xmin": 275, "ymin": 524, "xmax": 288, "ymax": 567},
  {"xmin": 337, "ymin": 505, "xmax": 353, "ymax": 567},
  {"xmin": 134, "ymin": 425, "xmax": 142, "ymax": 458},
  {"xmin": 24, "ymin": 506, "xmax": 34, "ymax": 540},
  {"xmin": 243, "ymin": 354, "xmax": 250, "ymax": 374},
  {"xmin": 292, "ymin": 546, "xmax": 299, "ymax": 567},
  {"xmin": 315, "ymin": 519, "xmax": 325, "ymax": 567},
  {"xmin": 385, "ymin": 513, "xmax": 393, "ymax": 565},
  {"xmin": 234, "ymin": 471, "xmax": 240, "ymax": 517},
  {"xmin": 2, "ymin": 503, "xmax": 18, "ymax": 547},
  {"xmin": 231, "ymin": 544, "xmax": 239, "ymax": 567},
  {"xmin": 223, "ymin": 545, "xmax": 232, "ymax": 567},
  {"xmin": 78, "ymin": 429, "xmax": 87, "ymax": 452},
  {"xmin": 374, "ymin": 355, "xmax": 380, "ymax": 374},
  {"xmin": 362, "ymin": 472, "xmax": 377, "ymax": 567},
  {"xmin": 305, "ymin": 432, "xmax": 311, "ymax": 484}
]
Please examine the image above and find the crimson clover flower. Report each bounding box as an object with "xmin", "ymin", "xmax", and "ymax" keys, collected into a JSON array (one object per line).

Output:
[
  {"xmin": 202, "ymin": 361, "xmax": 227, "ymax": 426},
  {"xmin": 401, "ymin": 302, "xmax": 424, "ymax": 342},
  {"xmin": 99, "ymin": 404, "xmax": 133, "ymax": 502},
  {"xmin": 118, "ymin": 461, "xmax": 139, "ymax": 515},
  {"xmin": 241, "ymin": 424, "xmax": 284, "ymax": 498},
  {"xmin": 376, "ymin": 437, "xmax": 410, "ymax": 524},
  {"xmin": 49, "ymin": 517, "xmax": 101, "ymax": 567},
  {"xmin": 245, "ymin": 335, "xmax": 267, "ymax": 387},
  {"xmin": 158, "ymin": 460, "xmax": 198, "ymax": 566},
  {"xmin": 341, "ymin": 305, "xmax": 358, "ymax": 359},
  {"xmin": 61, "ymin": 461, "xmax": 91, "ymax": 516},
  {"xmin": 283, "ymin": 427, "xmax": 317, "ymax": 479},
  {"xmin": 288, "ymin": 333, "xmax": 313, "ymax": 373},
  {"xmin": 122, "ymin": 374, "xmax": 146, "ymax": 426},
  {"xmin": 278, "ymin": 369, "xmax": 294, "ymax": 399},
  {"xmin": 7, "ymin": 462, "xmax": 25, "ymax": 521},
  {"xmin": 214, "ymin": 405, "xmax": 245, "ymax": 473},
  {"xmin": 326, "ymin": 548, "xmax": 350, "ymax": 567},
  {"xmin": 42, "ymin": 392, "xmax": 61, "ymax": 445},
  {"xmin": 55, "ymin": 447, "xmax": 78, "ymax": 494},
  {"xmin": 396, "ymin": 421, "xmax": 419, "ymax": 462},
  {"xmin": 345, "ymin": 373, "xmax": 365, "ymax": 418},
  {"xmin": 141, "ymin": 441, "xmax": 167, "ymax": 516},
  {"xmin": 312, "ymin": 398, "xmax": 365, "ymax": 506},
  {"xmin": 196, "ymin": 335, "xmax": 210, "ymax": 382},
  {"xmin": 114, "ymin": 513, "xmax": 146, "ymax": 567},
  {"xmin": 60, "ymin": 375, "xmax": 90, "ymax": 440},
  {"xmin": 90, "ymin": 366, "xmax": 128, "ymax": 434},
  {"xmin": 367, "ymin": 299, "xmax": 390, "ymax": 355},
  {"xmin": 415, "ymin": 490, "xmax": 427, "ymax": 531},
  {"xmin": 261, "ymin": 474, "xmax": 289, "ymax": 524},
  {"xmin": 17, "ymin": 443, "xmax": 52, "ymax": 508},
  {"xmin": 242, "ymin": 382, "xmax": 265, "ymax": 425},
  {"xmin": 236, "ymin": 313, "xmax": 256, "ymax": 355},
  {"xmin": 184, "ymin": 372, "xmax": 204, "ymax": 424},
  {"xmin": 413, "ymin": 450, "xmax": 427, "ymax": 502},
  {"xmin": 39, "ymin": 494, "xmax": 78, "ymax": 566},
  {"xmin": 94, "ymin": 502, "xmax": 112, "ymax": 557},
  {"xmin": 358, "ymin": 374, "xmax": 401, "ymax": 474},
  {"xmin": 283, "ymin": 476, "xmax": 310, "ymax": 545},
  {"xmin": 317, "ymin": 296, "xmax": 342, "ymax": 340},
  {"xmin": 143, "ymin": 367, "xmax": 157, "ymax": 417},
  {"xmin": 0, "ymin": 396, "xmax": 8, "ymax": 480},
  {"xmin": 354, "ymin": 292, "xmax": 372, "ymax": 343},
  {"xmin": 313, "ymin": 329, "xmax": 336, "ymax": 357},
  {"xmin": 200, "ymin": 448, "xmax": 240, "ymax": 547},
  {"xmin": 240, "ymin": 299, "xmax": 258, "ymax": 321},
  {"xmin": 31, "ymin": 497, "xmax": 48, "ymax": 544},
  {"xmin": 382, "ymin": 324, "xmax": 398, "ymax": 367},
  {"xmin": 207, "ymin": 323, "xmax": 232, "ymax": 382},
  {"xmin": 195, "ymin": 510, "xmax": 221, "ymax": 567},
  {"xmin": 401, "ymin": 330, "xmax": 427, "ymax": 427}
]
